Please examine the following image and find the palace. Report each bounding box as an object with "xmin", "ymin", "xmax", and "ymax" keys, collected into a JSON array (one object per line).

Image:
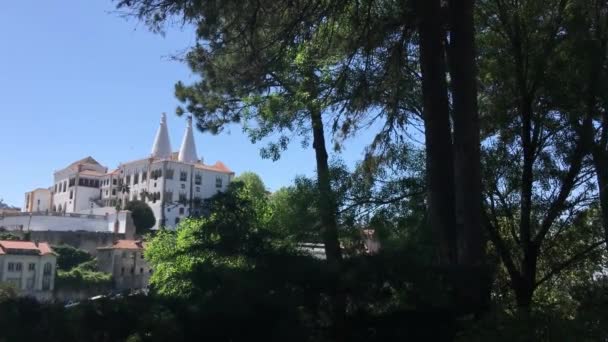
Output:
[{"xmin": 23, "ymin": 113, "xmax": 234, "ymax": 229}]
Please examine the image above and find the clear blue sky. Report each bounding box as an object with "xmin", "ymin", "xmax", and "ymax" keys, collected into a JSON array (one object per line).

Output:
[{"xmin": 0, "ymin": 0, "xmax": 375, "ymax": 207}]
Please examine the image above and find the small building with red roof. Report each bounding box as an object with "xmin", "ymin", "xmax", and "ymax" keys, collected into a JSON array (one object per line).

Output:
[
  {"xmin": 97, "ymin": 239, "xmax": 151, "ymax": 290},
  {"xmin": 0, "ymin": 240, "xmax": 57, "ymax": 296}
]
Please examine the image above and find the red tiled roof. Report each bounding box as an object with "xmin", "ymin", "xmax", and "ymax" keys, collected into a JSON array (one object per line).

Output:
[
  {"xmin": 98, "ymin": 239, "xmax": 144, "ymax": 250},
  {"xmin": 68, "ymin": 156, "xmax": 101, "ymax": 169},
  {"xmin": 195, "ymin": 161, "xmax": 233, "ymax": 173},
  {"xmin": 0, "ymin": 241, "xmax": 54, "ymax": 255}
]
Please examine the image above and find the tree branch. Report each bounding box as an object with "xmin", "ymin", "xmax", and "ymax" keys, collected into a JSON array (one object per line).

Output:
[{"xmin": 535, "ymin": 239, "xmax": 607, "ymax": 288}]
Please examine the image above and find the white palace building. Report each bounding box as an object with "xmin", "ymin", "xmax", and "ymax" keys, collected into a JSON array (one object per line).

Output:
[{"xmin": 20, "ymin": 114, "xmax": 234, "ymax": 230}]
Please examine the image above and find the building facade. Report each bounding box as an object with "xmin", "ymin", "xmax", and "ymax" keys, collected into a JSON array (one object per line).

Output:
[
  {"xmin": 23, "ymin": 188, "xmax": 51, "ymax": 212},
  {"xmin": 23, "ymin": 113, "xmax": 234, "ymax": 229},
  {"xmin": 0, "ymin": 240, "xmax": 56, "ymax": 298},
  {"xmin": 97, "ymin": 239, "xmax": 151, "ymax": 290}
]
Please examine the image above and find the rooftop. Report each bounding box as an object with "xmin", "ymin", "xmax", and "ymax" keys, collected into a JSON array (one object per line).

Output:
[
  {"xmin": 0, "ymin": 240, "xmax": 54, "ymax": 255},
  {"xmin": 98, "ymin": 239, "xmax": 145, "ymax": 250}
]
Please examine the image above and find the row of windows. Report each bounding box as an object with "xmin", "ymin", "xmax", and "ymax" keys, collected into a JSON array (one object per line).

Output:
[
  {"xmin": 8, "ymin": 262, "xmax": 52, "ymax": 274},
  {"xmin": 54, "ymin": 177, "xmax": 100, "ymax": 193},
  {"xmin": 113, "ymin": 169, "xmax": 212, "ymax": 185},
  {"xmin": 101, "ymin": 178, "xmax": 119, "ymax": 186},
  {"xmin": 78, "ymin": 178, "xmax": 100, "ymax": 188},
  {"xmin": 120, "ymin": 267, "xmax": 152, "ymax": 275}
]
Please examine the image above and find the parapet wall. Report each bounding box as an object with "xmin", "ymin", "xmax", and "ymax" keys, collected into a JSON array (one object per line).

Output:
[{"xmin": 0, "ymin": 211, "xmax": 134, "ymax": 236}]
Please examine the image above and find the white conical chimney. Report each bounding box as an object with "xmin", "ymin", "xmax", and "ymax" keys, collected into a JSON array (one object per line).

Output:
[
  {"xmin": 178, "ymin": 115, "xmax": 199, "ymax": 163},
  {"xmin": 151, "ymin": 113, "xmax": 172, "ymax": 159}
]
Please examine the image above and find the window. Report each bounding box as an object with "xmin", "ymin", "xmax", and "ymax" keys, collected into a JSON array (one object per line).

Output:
[
  {"xmin": 113, "ymin": 179, "xmax": 117, "ymax": 185},
  {"xmin": 54, "ymin": 184, "xmax": 57, "ymax": 192},
  {"xmin": 8, "ymin": 262, "xmax": 15, "ymax": 271},
  {"xmin": 142, "ymin": 171, "xmax": 147, "ymax": 181},
  {"xmin": 194, "ymin": 174, "xmax": 202, "ymax": 185},
  {"xmin": 180, "ymin": 171, "xmax": 187, "ymax": 182},
  {"xmin": 42, "ymin": 277, "xmax": 51, "ymax": 290},
  {"xmin": 149, "ymin": 269, "xmax": 153, "ymax": 274},
  {"xmin": 165, "ymin": 169, "xmax": 174, "ymax": 180},
  {"xmin": 179, "ymin": 207, "xmax": 185, "ymax": 215},
  {"xmin": 195, "ymin": 186, "xmax": 200, "ymax": 192},
  {"xmin": 140, "ymin": 253, "xmax": 144, "ymax": 259},
  {"xmin": 181, "ymin": 184, "xmax": 185, "ymax": 189},
  {"xmin": 69, "ymin": 178, "xmax": 75, "ymax": 187},
  {"xmin": 165, "ymin": 191, "xmax": 174, "ymax": 202},
  {"xmin": 175, "ymin": 217, "xmax": 180, "ymax": 224},
  {"xmin": 69, "ymin": 190, "xmax": 73, "ymax": 199},
  {"xmin": 43, "ymin": 263, "xmax": 52, "ymax": 275},
  {"xmin": 112, "ymin": 189, "xmax": 116, "ymax": 196},
  {"xmin": 15, "ymin": 263, "xmax": 22, "ymax": 271},
  {"xmin": 133, "ymin": 173, "xmax": 139, "ymax": 185},
  {"xmin": 122, "ymin": 252, "xmax": 127, "ymax": 258},
  {"xmin": 121, "ymin": 267, "xmax": 125, "ymax": 275},
  {"xmin": 126, "ymin": 175, "xmax": 131, "ymax": 185},
  {"xmin": 140, "ymin": 267, "xmax": 144, "ymax": 274},
  {"xmin": 151, "ymin": 169, "xmax": 162, "ymax": 180},
  {"xmin": 130, "ymin": 268, "xmax": 134, "ymax": 275},
  {"xmin": 37, "ymin": 199, "xmax": 40, "ymax": 205},
  {"xmin": 63, "ymin": 181, "xmax": 67, "ymax": 192},
  {"xmin": 215, "ymin": 176, "xmax": 223, "ymax": 188},
  {"xmin": 26, "ymin": 277, "xmax": 35, "ymax": 290},
  {"xmin": 105, "ymin": 190, "xmax": 109, "ymax": 196},
  {"xmin": 28, "ymin": 263, "xmax": 35, "ymax": 271},
  {"xmin": 178, "ymin": 193, "xmax": 187, "ymax": 203}
]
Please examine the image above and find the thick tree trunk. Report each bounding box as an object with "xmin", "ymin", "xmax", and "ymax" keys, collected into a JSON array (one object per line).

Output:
[
  {"xmin": 308, "ymin": 87, "xmax": 345, "ymax": 341},
  {"xmin": 447, "ymin": 0, "xmax": 488, "ymax": 312},
  {"xmin": 417, "ymin": 0, "xmax": 458, "ymax": 265},
  {"xmin": 515, "ymin": 244, "xmax": 538, "ymax": 309}
]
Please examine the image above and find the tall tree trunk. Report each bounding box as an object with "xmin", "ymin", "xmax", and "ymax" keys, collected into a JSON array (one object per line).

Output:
[
  {"xmin": 417, "ymin": 0, "xmax": 458, "ymax": 265},
  {"xmin": 593, "ymin": 145, "xmax": 608, "ymax": 251},
  {"xmin": 515, "ymin": 243, "xmax": 538, "ymax": 309},
  {"xmin": 448, "ymin": 0, "xmax": 488, "ymax": 312},
  {"xmin": 307, "ymin": 71, "xmax": 345, "ymax": 341}
]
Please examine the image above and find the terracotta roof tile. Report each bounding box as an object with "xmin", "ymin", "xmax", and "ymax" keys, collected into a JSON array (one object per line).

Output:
[
  {"xmin": 98, "ymin": 239, "xmax": 145, "ymax": 250},
  {"xmin": 195, "ymin": 161, "xmax": 233, "ymax": 174},
  {"xmin": 0, "ymin": 241, "xmax": 55, "ymax": 255}
]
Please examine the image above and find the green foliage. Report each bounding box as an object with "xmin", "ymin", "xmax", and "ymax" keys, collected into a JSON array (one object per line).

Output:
[
  {"xmin": 56, "ymin": 260, "xmax": 112, "ymax": 291},
  {"xmin": 53, "ymin": 245, "xmax": 94, "ymax": 271},
  {"xmin": 0, "ymin": 283, "xmax": 18, "ymax": 302},
  {"xmin": 0, "ymin": 231, "xmax": 22, "ymax": 241},
  {"xmin": 125, "ymin": 200, "xmax": 156, "ymax": 235}
]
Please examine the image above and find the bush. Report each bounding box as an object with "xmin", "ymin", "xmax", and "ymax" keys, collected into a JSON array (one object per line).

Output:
[
  {"xmin": 56, "ymin": 260, "xmax": 112, "ymax": 291},
  {"xmin": 53, "ymin": 245, "xmax": 93, "ymax": 271}
]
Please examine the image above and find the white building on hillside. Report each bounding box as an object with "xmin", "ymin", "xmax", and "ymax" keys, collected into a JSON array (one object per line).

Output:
[
  {"xmin": 0, "ymin": 240, "xmax": 56, "ymax": 298},
  {"xmin": 23, "ymin": 113, "xmax": 234, "ymax": 229}
]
